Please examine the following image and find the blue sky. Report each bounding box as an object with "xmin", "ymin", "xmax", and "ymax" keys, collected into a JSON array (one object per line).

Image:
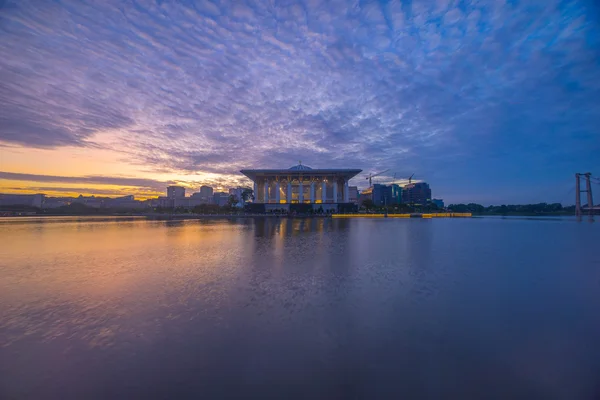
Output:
[{"xmin": 1, "ymin": 0, "xmax": 599, "ymax": 204}]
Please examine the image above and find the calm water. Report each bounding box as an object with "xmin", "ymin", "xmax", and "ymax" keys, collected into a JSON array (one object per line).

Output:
[{"xmin": 0, "ymin": 216, "xmax": 599, "ymax": 399}]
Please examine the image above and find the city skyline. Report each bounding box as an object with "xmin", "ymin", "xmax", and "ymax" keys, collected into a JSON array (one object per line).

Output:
[{"xmin": 1, "ymin": 0, "xmax": 599, "ymax": 204}]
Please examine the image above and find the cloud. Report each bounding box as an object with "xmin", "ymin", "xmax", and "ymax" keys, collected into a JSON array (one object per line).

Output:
[
  {"xmin": 0, "ymin": 171, "xmax": 249, "ymax": 194},
  {"xmin": 0, "ymin": 171, "xmax": 170, "ymax": 191},
  {"xmin": 3, "ymin": 186, "xmax": 158, "ymax": 197},
  {"xmin": 0, "ymin": 0, "xmax": 599, "ymax": 201}
]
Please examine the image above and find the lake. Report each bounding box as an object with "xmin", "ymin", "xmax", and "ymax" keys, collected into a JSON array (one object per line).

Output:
[{"xmin": 0, "ymin": 216, "xmax": 599, "ymax": 399}]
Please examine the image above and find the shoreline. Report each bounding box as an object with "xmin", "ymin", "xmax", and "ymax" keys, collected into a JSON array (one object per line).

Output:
[{"xmin": 0, "ymin": 212, "xmax": 581, "ymax": 219}]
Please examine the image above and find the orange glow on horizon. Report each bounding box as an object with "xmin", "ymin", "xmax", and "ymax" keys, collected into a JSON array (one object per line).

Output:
[
  {"xmin": 0, "ymin": 181, "xmax": 164, "ymax": 200},
  {"xmin": 0, "ymin": 142, "xmax": 251, "ymax": 199}
]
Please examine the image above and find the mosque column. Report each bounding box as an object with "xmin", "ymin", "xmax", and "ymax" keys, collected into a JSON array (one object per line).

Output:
[
  {"xmin": 264, "ymin": 178, "xmax": 269, "ymax": 203},
  {"xmin": 299, "ymin": 181, "xmax": 304, "ymax": 203},
  {"xmin": 333, "ymin": 180, "xmax": 338, "ymax": 203},
  {"xmin": 322, "ymin": 181, "xmax": 327, "ymax": 203},
  {"xmin": 253, "ymin": 182, "xmax": 258, "ymax": 202},
  {"xmin": 310, "ymin": 181, "xmax": 315, "ymax": 203},
  {"xmin": 275, "ymin": 181, "xmax": 280, "ymax": 203},
  {"xmin": 287, "ymin": 182, "xmax": 292, "ymax": 203}
]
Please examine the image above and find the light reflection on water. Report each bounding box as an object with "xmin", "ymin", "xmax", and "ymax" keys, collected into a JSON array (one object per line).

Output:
[{"xmin": 0, "ymin": 216, "xmax": 599, "ymax": 399}]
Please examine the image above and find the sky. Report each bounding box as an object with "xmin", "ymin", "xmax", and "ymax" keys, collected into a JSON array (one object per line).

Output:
[{"xmin": 1, "ymin": 0, "xmax": 599, "ymax": 204}]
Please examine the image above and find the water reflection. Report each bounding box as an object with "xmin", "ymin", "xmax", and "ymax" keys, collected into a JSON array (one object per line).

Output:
[
  {"xmin": 251, "ymin": 217, "xmax": 330, "ymax": 238},
  {"xmin": 0, "ymin": 216, "xmax": 599, "ymax": 399}
]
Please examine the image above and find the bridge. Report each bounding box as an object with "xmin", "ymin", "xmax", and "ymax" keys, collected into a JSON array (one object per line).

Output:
[
  {"xmin": 582, "ymin": 206, "xmax": 600, "ymax": 213},
  {"xmin": 575, "ymin": 173, "xmax": 598, "ymax": 217}
]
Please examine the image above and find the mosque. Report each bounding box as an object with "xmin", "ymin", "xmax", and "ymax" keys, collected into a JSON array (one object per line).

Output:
[{"xmin": 240, "ymin": 163, "xmax": 362, "ymax": 211}]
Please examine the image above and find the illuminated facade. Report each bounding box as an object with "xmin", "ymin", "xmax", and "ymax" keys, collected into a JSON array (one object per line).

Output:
[{"xmin": 240, "ymin": 164, "xmax": 362, "ymax": 210}]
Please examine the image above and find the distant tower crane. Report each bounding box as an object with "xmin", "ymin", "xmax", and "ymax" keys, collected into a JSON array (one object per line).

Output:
[
  {"xmin": 366, "ymin": 169, "xmax": 389, "ymax": 187},
  {"xmin": 396, "ymin": 173, "xmax": 415, "ymax": 185}
]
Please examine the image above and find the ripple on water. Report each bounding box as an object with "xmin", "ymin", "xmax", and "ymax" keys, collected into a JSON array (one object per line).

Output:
[{"xmin": 0, "ymin": 217, "xmax": 599, "ymax": 399}]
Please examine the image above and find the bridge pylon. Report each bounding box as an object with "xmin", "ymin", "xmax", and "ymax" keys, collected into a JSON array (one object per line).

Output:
[{"xmin": 575, "ymin": 172, "xmax": 594, "ymax": 220}]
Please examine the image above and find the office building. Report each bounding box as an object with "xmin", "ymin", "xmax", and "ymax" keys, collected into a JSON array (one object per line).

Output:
[
  {"xmin": 402, "ymin": 182, "xmax": 432, "ymax": 205},
  {"xmin": 199, "ymin": 186, "xmax": 213, "ymax": 200},
  {"xmin": 167, "ymin": 186, "xmax": 185, "ymax": 199},
  {"xmin": 390, "ymin": 184, "xmax": 402, "ymax": 204},
  {"xmin": 372, "ymin": 184, "xmax": 393, "ymax": 206}
]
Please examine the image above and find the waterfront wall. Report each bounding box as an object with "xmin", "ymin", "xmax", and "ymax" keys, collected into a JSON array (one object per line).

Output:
[{"xmin": 332, "ymin": 213, "xmax": 472, "ymax": 219}]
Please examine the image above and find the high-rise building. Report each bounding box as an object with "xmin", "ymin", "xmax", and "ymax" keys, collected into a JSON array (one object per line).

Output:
[
  {"xmin": 402, "ymin": 182, "xmax": 431, "ymax": 205},
  {"xmin": 390, "ymin": 184, "xmax": 402, "ymax": 204},
  {"xmin": 199, "ymin": 186, "xmax": 213, "ymax": 201},
  {"xmin": 372, "ymin": 184, "xmax": 393, "ymax": 206},
  {"xmin": 167, "ymin": 186, "xmax": 185, "ymax": 199}
]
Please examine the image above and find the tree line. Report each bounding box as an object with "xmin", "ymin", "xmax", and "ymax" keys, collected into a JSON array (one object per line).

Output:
[
  {"xmin": 2, "ymin": 199, "xmax": 578, "ymax": 216},
  {"xmin": 447, "ymin": 203, "xmax": 575, "ymax": 215}
]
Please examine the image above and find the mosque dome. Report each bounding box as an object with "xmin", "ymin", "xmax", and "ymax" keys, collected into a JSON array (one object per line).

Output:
[{"xmin": 289, "ymin": 163, "xmax": 312, "ymax": 171}]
